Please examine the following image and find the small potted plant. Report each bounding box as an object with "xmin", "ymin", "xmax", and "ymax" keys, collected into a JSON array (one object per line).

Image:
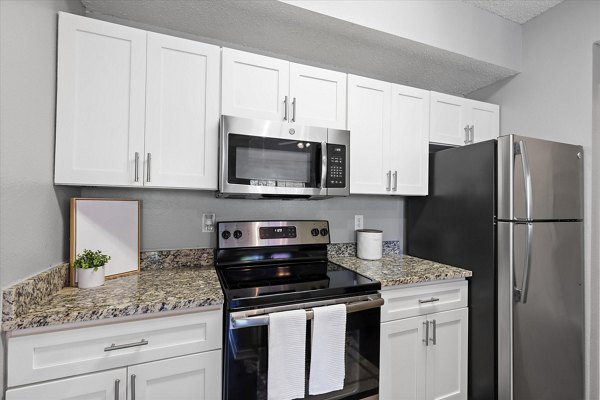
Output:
[{"xmin": 74, "ymin": 249, "xmax": 111, "ymax": 289}]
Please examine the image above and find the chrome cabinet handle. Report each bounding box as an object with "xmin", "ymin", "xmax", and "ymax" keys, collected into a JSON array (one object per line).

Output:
[
  {"xmin": 146, "ymin": 153, "xmax": 151, "ymax": 182},
  {"xmin": 430, "ymin": 320, "xmax": 437, "ymax": 345},
  {"xmin": 470, "ymin": 125, "xmax": 475, "ymax": 143},
  {"xmin": 134, "ymin": 152, "xmax": 139, "ymax": 182},
  {"xmin": 291, "ymin": 97, "xmax": 297, "ymax": 122},
  {"xmin": 423, "ymin": 321, "xmax": 429, "ymax": 346},
  {"xmin": 104, "ymin": 339, "xmax": 148, "ymax": 352},
  {"xmin": 114, "ymin": 379, "xmax": 120, "ymax": 400},
  {"xmin": 392, "ymin": 171, "xmax": 398, "ymax": 191},
  {"xmin": 464, "ymin": 125, "xmax": 470, "ymax": 144},
  {"xmin": 386, "ymin": 170, "xmax": 391, "ymax": 191},
  {"xmin": 131, "ymin": 374, "xmax": 136, "ymax": 400},
  {"xmin": 283, "ymin": 96, "xmax": 288, "ymax": 121},
  {"xmin": 418, "ymin": 297, "xmax": 440, "ymax": 304}
]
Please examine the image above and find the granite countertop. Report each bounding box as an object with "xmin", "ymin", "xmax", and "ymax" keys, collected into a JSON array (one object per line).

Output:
[
  {"xmin": 330, "ymin": 253, "xmax": 472, "ymax": 287},
  {"xmin": 2, "ymin": 249, "xmax": 223, "ymax": 332},
  {"xmin": 2, "ymin": 244, "xmax": 471, "ymax": 332}
]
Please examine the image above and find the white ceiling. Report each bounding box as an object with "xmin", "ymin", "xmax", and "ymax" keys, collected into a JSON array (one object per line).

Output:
[
  {"xmin": 464, "ymin": 0, "xmax": 564, "ymax": 24},
  {"xmin": 81, "ymin": 0, "xmax": 521, "ymax": 95}
]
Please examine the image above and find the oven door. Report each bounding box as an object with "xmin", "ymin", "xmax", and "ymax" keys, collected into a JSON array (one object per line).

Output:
[
  {"xmin": 220, "ymin": 115, "xmax": 328, "ymax": 198},
  {"xmin": 224, "ymin": 294, "xmax": 382, "ymax": 400}
]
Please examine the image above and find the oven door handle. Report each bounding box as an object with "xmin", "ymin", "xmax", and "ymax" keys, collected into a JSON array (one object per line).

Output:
[{"xmin": 230, "ymin": 295, "xmax": 384, "ymax": 330}]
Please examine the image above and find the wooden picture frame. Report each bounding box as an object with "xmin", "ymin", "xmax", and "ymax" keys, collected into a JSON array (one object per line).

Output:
[{"xmin": 70, "ymin": 198, "xmax": 141, "ymax": 286}]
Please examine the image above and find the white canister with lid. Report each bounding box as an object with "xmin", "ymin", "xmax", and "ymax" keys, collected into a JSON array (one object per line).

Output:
[{"xmin": 356, "ymin": 229, "xmax": 383, "ymax": 260}]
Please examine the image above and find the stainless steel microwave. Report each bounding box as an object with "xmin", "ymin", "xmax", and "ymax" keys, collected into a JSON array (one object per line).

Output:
[{"xmin": 218, "ymin": 115, "xmax": 349, "ymax": 199}]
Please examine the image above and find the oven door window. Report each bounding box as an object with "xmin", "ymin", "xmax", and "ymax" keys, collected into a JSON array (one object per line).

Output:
[
  {"xmin": 224, "ymin": 307, "xmax": 380, "ymax": 400},
  {"xmin": 228, "ymin": 134, "xmax": 321, "ymax": 188}
]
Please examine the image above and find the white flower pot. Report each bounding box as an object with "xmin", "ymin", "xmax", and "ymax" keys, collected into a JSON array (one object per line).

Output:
[{"xmin": 77, "ymin": 266, "xmax": 105, "ymax": 289}]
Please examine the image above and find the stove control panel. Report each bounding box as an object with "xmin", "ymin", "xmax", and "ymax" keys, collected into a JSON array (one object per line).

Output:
[{"xmin": 217, "ymin": 220, "xmax": 330, "ymax": 249}]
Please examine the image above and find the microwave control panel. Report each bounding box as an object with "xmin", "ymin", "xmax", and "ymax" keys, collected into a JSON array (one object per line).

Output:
[{"xmin": 326, "ymin": 144, "xmax": 346, "ymax": 188}]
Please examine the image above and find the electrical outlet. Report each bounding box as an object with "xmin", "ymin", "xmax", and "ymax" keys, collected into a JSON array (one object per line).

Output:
[
  {"xmin": 355, "ymin": 215, "xmax": 364, "ymax": 230},
  {"xmin": 202, "ymin": 213, "xmax": 216, "ymax": 232}
]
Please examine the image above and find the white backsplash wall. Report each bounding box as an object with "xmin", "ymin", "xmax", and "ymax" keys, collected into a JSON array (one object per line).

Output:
[{"xmin": 81, "ymin": 188, "xmax": 405, "ymax": 250}]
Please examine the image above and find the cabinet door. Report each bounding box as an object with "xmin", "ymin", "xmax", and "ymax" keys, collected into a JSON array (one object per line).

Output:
[
  {"xmin": 347, "ymin": 75, "xmax": 391, "ymax": 195},
  {"xmin": 289, "ymin": 63, "xmax": 347, "ymax": 129},
  {"xmin": 468, "ymin": 100, "xmax": 499, "ymax": 143},
  {"xmin": 128, "ymin": 351, "xmax": 222, "ymax": 400},
  {"xmin": 426, "ymin": 308, "xmax": 468, "ymax": 400},
  {"xmin": 55, "ymin": 12, "xmax": 146, "ymax": 186},
  {"xmin": 380, "ymin": 315, "xmax": 427, "ymax": 400},
  {"xmin": 390, "ymin": 84, "xmax": 430, "ymax": 196},
  {"xmin": 6, "ymin": 368, "xmax": 127, "ymax": 400},
  {"xmin": 145, "ymin": 33, "xmax": 220, "ymax": 189},
  {"xmin": 222, "ymin": 48, "xmax": 289, "ymax": 121},
  {"xmin": 429, "ymin": 92, "xmax": 469, "ymax": 146}
]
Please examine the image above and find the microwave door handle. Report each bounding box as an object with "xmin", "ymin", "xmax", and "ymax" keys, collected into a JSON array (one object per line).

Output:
[{"xmin": 320, "ymin": 142, "xmax": 327, "ymax": 189}]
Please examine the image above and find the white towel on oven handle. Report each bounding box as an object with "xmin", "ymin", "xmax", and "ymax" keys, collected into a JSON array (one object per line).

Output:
[
  {"xmin": 309, "ymin": 304, "xmax": 347, "ymax": 395},
  {"xmin": 268, "ymin": 309, "xmax": 307, "ymax": 400}
]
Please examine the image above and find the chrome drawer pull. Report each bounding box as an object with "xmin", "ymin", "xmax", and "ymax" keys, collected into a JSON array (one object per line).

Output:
[
  {"xmin": 418, "ymin": 297, "xmax": 440, "ymax": 304},
  {"xmin": 104, "ymin": 339, "xmax": 148, "ymax": 352}
]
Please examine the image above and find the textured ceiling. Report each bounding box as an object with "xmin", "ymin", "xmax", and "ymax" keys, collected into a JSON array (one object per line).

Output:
[
  {"xmin": 464, "ymin": 0, "xmax": 564, "ymax": 24},
  {"xmin": 81, "ymin": 0, "xmax": 518, "ymax": 96}
]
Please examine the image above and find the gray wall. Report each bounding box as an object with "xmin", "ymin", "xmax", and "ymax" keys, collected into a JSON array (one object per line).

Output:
[
  {"xmin": 591, "ymin": 42, "xmax": 600, "ymax": 400},
  {"xmin": 468, "ymin": 1, "xmax": 600, "ymax": 396},
  {"xmin": 81, "ymin": 188, "xmax": 405, "ymax": 250},
  {"xmin": 0, "ymin": 0, "xmax": 84, "ymax": 393}
]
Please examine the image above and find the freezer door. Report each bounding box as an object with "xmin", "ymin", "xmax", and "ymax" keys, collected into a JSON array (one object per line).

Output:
[
  {"xmin": 497, "ymin": 135, "xmax": 583, "ymax": 220},
  {"xmin": 497, "ymin": 221, "xmax": 583, "ymax": 400}
]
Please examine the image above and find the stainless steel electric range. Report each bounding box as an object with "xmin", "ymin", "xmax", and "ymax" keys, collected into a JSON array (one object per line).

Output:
[{"xmin": 215, "ymin": 220, "xmax": 383, "ymax": 400}]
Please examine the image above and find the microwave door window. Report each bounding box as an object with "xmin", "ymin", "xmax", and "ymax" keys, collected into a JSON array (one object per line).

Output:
[
  {"xmin": 236, "ymin": 147, "xmax": 311, "ymax": 185},
  {"xmin": 228, "ymin": 134, "xmax": 320, "ymax": 188}
]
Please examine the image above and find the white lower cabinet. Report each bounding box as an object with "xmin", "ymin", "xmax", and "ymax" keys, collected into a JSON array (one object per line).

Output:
[
  {"xmin": 5, "ymin": 310, "xmax": 222, "ymax": 400},
  {"xmin": 6, "ymin": 368, "xmax": 127, "ymax": 400},
  {"xmin": 128, "ymin": 351, "xmax": 221, "ymax": 400},
  {"xmin": 380, "ymin": 282, "xmax": 468, "ymax": 400}
]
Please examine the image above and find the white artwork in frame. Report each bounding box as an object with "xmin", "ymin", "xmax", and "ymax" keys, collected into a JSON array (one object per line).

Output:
[{"xmin": 70, "ymin": 198, "xmax": 140, "ymax": 286}]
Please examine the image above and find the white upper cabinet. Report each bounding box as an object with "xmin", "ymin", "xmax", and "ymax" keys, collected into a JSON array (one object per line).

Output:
[
  {"xmin": 390, "ymin": 84, "xmax": 430, "ymax": 195},
  {"xmin": 347, "ymin": 75, "xmax": 391, "ymax": 195},
  {"xmin": 55, "ymin": 12, "xmax": 146, "ymax": 186},
  {"xmin": 222, "ymin": 48, "xmax": 347, "ymax": 129},
  {"xmin": 348, "ymin": 75, "xmax": 429, "ymax": 196},
  {"xmin": 289, "ymin": 63, "xmax": 347, "ymax": 129},
  {"xmin": 221, "ymin": 49, "xmax": 289, "ymax": 122},
  {"xmin": 144, "ymin": 33, "xmax": 220, "ymax": 189},
  {"xmin": 469, "ymin": 99, "xmax": 500, "ymax": 144},
  {"xmin": 430, "ymin": 91, "xmax": 499, "ymax": 146},
  {"xmin": 54, "ymin": 14, "xmax": 220, "ymax": 189}
]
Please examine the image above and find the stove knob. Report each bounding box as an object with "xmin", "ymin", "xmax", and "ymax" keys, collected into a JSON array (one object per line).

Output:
[
  {"xmin": 320, "ymin": 228, "xmax": 329, "ymax": 236},
  {"xmin": 311, "ymin": 228, "xmax": 320, "ymax": 237},
  {"xmin": 233, "ymin": 230, "xmax": 243, "ymax": 239},
  {"xmin": 221, "ymin": 230, "xmax": 231, "ymax": 240}
]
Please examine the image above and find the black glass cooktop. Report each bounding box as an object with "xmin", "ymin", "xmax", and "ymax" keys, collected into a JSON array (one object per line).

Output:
[{"xmin": 217, "ymin": 261, "xmax": 380, "ymax": 310}]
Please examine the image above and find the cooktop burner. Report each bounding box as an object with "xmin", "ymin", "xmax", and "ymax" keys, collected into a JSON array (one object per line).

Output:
[
  {"xmin": 218, "ymin": 261, "xmax": 379, "ymax": 309},
  {"xmin": 215, "ymin": 220, "xmax": 381, "ymax": 310}
]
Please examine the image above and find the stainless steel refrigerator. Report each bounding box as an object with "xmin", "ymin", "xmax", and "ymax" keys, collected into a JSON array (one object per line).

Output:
[{"xmin": 407, "ymin": 135, "xmax": 584, "ymax": 400}]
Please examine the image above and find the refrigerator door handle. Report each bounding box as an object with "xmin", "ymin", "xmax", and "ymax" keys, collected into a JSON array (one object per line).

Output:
[
  {"xmin": 521, "ymin": 223, "xmax": 534, "ymax": 303},
  {"xmin": 515, "ymin": 140, "xmax": 533, "ymax": 220}
]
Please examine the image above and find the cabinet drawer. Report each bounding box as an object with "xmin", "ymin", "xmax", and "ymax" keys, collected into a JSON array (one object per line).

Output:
[
  {"xmin": 7, "ymin": 309, "xmax": 222, "ymax": 387},
  {"xmin": 381, "ymin": 280, "xmax": 467, "ymax": 322}
]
